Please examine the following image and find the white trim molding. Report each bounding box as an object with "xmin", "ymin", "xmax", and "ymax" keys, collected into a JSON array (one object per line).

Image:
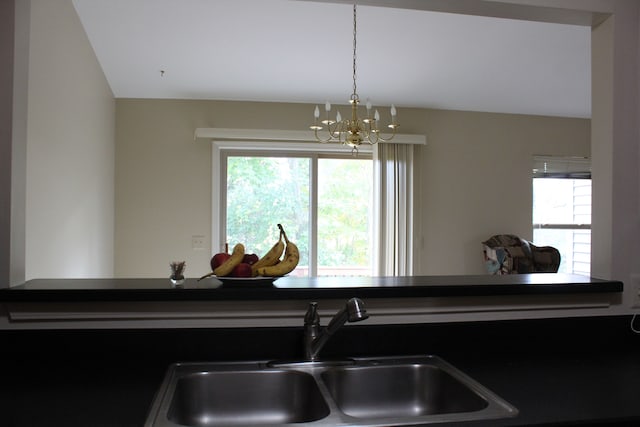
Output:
[{"xmin": 194, "ymin": 128, "xmax": 427, "ymax": 146}]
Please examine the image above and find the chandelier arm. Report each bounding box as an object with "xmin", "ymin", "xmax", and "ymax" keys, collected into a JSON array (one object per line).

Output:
[
  {"xmin": 364, "ymin": 128, "xmax": 381, "ymax": 145},
  {"xmin": 314, "ymin": 129, "xmax": 344, "ymax": 144},
  {"xmin": 364, "ymin": 119, "xmax": 378, "ymax": 133},
  {"xmin": 316, "ymin": 120, "xmax": 350, "ymax": 144},
  {"xmin": 314, "ymin": 128, "xmax": 340, "ymax": 144},
  {"xmin": 328, "ymin": 120, "xmax": 345, "ymax": 140},
  {"xmin": 369, "ymin": 128, "xmax": 398, "ymax": 143}
]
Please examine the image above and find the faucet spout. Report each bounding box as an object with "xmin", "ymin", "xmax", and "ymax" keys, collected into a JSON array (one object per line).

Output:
[{"xmin": 303, "ymin": 298, "xmax": 369, "ymax": 361}]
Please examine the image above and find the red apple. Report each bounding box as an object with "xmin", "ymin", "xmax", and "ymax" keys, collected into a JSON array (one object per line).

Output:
[
  {"xmin": 242, "ymin": 253, "xmax": 259, "ymax": 265},
  {"xmin": 210, "ymin": 252, "xmax": 231, "ymax": 271},
  {"xmin": 231, "ymin": 262, "xmax": 253, "ymax": 278}
]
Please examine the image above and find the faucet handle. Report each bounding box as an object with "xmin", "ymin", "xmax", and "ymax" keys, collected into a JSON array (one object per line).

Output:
[{"xmin": 304, "ymin": 302, "xmax": 320, "ymax": 326}]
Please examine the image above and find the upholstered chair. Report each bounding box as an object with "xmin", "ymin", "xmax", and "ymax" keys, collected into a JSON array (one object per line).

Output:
[{"xmin": 482, "ymin": 234, "xmax": 561, "ymax": 274}]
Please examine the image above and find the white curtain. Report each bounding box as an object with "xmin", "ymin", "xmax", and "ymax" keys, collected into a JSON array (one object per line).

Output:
[{"xmin": 373, "ymin": 143, "xmax": 414, "ymax": 276}]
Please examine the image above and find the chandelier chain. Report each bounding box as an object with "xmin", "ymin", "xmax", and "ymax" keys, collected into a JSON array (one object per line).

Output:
[{"xmin": 352, "ymin": 4, "xmax": 357, "ymax": 99}]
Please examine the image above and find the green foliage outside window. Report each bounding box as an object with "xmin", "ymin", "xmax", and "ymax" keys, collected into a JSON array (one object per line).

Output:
[
  {"xmin": 226, "ymin": 156, "xmax": 310, "ymax": 268},
  {"xmin": 318, "ymin": 159, "xmax": 372, "ymax": 268}
]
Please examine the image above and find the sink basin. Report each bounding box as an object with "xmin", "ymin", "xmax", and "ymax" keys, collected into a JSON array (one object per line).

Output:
[
  {"xmin": 321, "ymin": 363, "xmax": 488, "ymax": 419},
  {"xmin": 167, "ymin": 370, "xmax": 330, "ymax": 426},
  {"xmin": 145, "ymin": 356, "xmax": 518, "ymax": 427}
]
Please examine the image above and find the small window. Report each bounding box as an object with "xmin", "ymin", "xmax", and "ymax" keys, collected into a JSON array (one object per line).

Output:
[{"xmin": 532, "ymin": 156, "xmax": 591, "ymax": 275}]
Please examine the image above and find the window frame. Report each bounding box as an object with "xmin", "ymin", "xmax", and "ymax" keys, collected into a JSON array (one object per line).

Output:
[{"xmin": 212, "ymin": 140, "xmax": 373, "ymax": 276}]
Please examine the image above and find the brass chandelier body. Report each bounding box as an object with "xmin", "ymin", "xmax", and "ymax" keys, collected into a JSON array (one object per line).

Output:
[{"xmin": 310, "ymin": 4, "xmax": 398, "ymax": 150}]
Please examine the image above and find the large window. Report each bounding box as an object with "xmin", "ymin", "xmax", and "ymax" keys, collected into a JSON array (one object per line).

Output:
[
  {"xmin": 222, "ymin": 152, "xmax": 373, "ymax": 277},
  {"xmin": 532, "ymin": 156, "xmax": 591, "ymax": 275}
]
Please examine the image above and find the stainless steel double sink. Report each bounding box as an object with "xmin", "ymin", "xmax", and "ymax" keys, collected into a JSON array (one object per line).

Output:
[{"xmin": 145, "ymin": 355, "xmax": 518, "ymax": 427}]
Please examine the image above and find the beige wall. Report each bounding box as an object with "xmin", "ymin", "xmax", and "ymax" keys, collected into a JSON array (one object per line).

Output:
[
  {"xmin": 23, "ymin": 0, "xmax": 115, "ymax": 279},
  {"xmin": 114, "ymin": 99, "xmax": 589, "ymax": 278}
]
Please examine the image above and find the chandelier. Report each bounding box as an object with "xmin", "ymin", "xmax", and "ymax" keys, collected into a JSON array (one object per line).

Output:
[{"xmin": 310, "ymin": 3, "xmax": 398, "ymax": 150}]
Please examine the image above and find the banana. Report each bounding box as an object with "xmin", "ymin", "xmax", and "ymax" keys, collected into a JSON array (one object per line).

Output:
[
  {"xmin": 213, "ymin": 243, "xmax": 245, "ymax": 277},
  {"xmin": 257, "ymin": 240, "xmax": 299, "ymax": 277},
  {"xmin": 257, "ymin": 225, "xmax": 299, "ymax": 277},
  {"xmin": 251, "ymin": 228, "xmax": 285, "ymax": 276}
]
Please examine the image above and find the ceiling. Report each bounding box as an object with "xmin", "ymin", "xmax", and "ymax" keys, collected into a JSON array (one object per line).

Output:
[{"xmin": 71, "ymin": 0, "xmax": 592, "ymax": 118}]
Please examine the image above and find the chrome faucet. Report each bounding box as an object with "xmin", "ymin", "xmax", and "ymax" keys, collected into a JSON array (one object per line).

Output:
[{"xmin": 303, "ymin": 298, "xmax": 369, "ymax": 361}]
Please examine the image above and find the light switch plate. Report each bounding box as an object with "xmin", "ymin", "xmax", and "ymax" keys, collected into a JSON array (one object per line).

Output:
[{"xmin": 191, "ymin": 235, "xmax": 206, "ymax": 250}]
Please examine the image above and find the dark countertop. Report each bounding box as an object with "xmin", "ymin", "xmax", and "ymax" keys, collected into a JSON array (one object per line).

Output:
[
  {"xmin": 1, "ymin": 315, "xmax": 639, "ymax": 426},
  {"xmin": 445, "ymin": 351, "xmax": 640, "ymax": 426},
  {"xmin": 0, "ymin": 274, "xmax": 623, "ymax": 301}
]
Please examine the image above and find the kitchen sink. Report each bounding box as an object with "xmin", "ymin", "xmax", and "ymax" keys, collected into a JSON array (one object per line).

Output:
[
  {"xmin": 145, "ymin": 356, "xmax": 518, "ymax": 427},
  {"xmin": 321, "ymin": 363, "xmax": 489, "ymax": 419},
  {"xmin": 167, "ymin": 370, "xmax": 330, "ymax": 426}
]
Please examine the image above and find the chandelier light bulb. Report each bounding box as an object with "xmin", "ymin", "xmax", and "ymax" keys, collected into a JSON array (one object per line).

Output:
[
  {"xmin": 310, "ymin": 105, "xmax": 323, "ymax": 130},
  {"xmin": 336, "ymin": 111, "xmax": 342, "ymax": 123},
  {"xmin": 325, "ymin": 101, "xmax": 331, "ymax": 112},
  {"xmin": 391, "ymin": 104, "xmax": 397, "ymax": 117}
]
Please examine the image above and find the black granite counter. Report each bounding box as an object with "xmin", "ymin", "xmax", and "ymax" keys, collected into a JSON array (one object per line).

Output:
[
  {"xmin": 0, "ymin": 273, "xmax": 623, "ymax": 302},
  {"xmin": 1, "ymin": 316, "xmax": 639, "ymax": 426}
]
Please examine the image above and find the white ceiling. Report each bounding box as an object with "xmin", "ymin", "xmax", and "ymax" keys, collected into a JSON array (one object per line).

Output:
[{"xmin": 71, "ymin": 0, "xmax": 592, "ymax": 118}]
